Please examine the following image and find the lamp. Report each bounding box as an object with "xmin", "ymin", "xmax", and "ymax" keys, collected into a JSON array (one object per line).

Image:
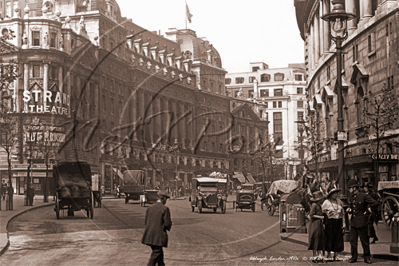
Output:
[{"xmin": 322, "ymin": 0, "xmax": 355, "ymax": 194}]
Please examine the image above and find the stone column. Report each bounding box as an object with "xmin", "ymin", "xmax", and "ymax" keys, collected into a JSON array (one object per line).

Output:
[
  {"xmin": 323, "ymin": 0, "xmax": 331, "ymax": 52},
  {"xmin": 359, "ymin": 0, "xmax": 364, "ymax": 20},
  {"xmin": 345, "ymin": 0, "xmax": 357, "ymax": 35},
  {"xmin": 58, "ymin": 66, "xmax": 63, "ymax": 103},
  {"xmin": 13, "ymin": 65, "xmax": 20, "ymax": 112},
  {"xmin": 314, "ymin": 11, "xmax": 320, "ymax": 64},
  {"xmin": 364, "ymin": 0, "xmax": 373, "ymax": 19},
  {"xmin": 309, "ymin": 25, "xmax": 314, "ymax": 70},
  {"xmin": 319, "ymin": 2, "xmax": 324, "ymax": 56},
  {"xmin": 253, "ymin": 79, "xmax": 258, "ymax": 98},
  {"xmin": 43, "ymin": 63, "xmax": 49, "ymax": 106}
]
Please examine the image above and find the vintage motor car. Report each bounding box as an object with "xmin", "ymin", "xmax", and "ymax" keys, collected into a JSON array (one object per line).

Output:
[
  {"xmin": 190, "ymin": 177, "xmax": 227, "ymax": 214},
  {"xmin": 234, "ymin": 183, "xmax": 257, "ymax": 212}
]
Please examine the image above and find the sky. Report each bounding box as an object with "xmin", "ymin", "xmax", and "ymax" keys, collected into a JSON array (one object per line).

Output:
[{"xmin": 116, "ymin": 0, "xmax": 305, "ymax": 73}]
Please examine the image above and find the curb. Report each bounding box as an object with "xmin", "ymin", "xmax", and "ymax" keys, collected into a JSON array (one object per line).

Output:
[
  {"xmin": 1, "ymin": 202, "xmax": 54, "ymax": 256},
  {"xmin": 280, "ymin": 234, "xmax": 398, "ymax": 261}
]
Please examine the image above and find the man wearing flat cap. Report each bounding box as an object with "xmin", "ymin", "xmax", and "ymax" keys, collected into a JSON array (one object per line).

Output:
[
  {"xmin": 142, "ymin": 190, "xmax": 173, "ymax": 266},
  {"xmin": 346, "ymin": 179, "xmax": 379, "ymax": 264}
]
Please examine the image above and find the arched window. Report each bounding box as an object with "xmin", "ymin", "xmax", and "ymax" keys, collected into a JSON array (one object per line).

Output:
[{"xmin": 356, "ymin": 87, "xmax": 364, "ymax": 126}]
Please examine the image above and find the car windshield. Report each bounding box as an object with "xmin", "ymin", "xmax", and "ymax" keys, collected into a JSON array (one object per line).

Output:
[{"xmin": 199, "ymin": 186, "xmax": 218, "ymax": 192}]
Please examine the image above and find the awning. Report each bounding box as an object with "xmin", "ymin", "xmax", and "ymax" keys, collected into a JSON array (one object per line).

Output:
[
  {"xmin": 246, "ymin": 173, "xmax": 256, "ymax": 183},
  {"xmin": 233, "ymin": 172, "xmax": 246, "ymax": 183},
  {"xmin": 113, "ymin": 168, "xmax": 124, "ymax": 179}
]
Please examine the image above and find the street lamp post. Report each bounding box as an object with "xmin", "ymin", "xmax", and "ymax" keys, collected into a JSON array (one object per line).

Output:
[
  {"xmin": 322, "ymin": 0, "xmax": 355, "ymax": 195},
  {"xmin": 322, "ymin": 0, "xmax": 355, "ymax": 242},
  {"xmin": 295, "ymin": 120, "xmax": 306, "ymax": 186}
]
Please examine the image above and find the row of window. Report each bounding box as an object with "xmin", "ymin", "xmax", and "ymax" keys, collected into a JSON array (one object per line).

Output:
[
  {"xmin": 226, "ymin": 73, "xmax": 303, "ymax": 85},
  {"xmin": 234, "ymin": 87, "xmax": 304, "ymax": 98}
]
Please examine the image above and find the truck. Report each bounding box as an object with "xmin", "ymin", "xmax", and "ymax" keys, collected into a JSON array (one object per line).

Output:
[{"xmin": 120, "ymin": 170, "xmax": 145, "ymax": 204}]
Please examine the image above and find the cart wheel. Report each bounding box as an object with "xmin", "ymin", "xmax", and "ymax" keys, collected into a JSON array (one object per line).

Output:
[
  {"xmin": 191, "ymin": 206, "xmax": 195, "ymax": 212},
  {"xmin": 198, "ymin": 201, "xmax": 202, "ymax": 213},
  {"xmin": 267, "ymin": 204, "xmax": 275, "ymax": 216},
  {"xmin": 381, "ymin": 196, "xmax": 399, "ymax": 229},
  {"xmin": 222, "ymin": 200, "xmax": 226, "ymax": 214},
  {"xmin": 213, "ymin": 208, "xmax": 217, "ymax": 213},
  {"xmin": 55, "ymin": 193, "xmax": 60, "ymax": 219},
  {"xmin": 252, "ymin": 203, "xmax": 255, "ymax": 212},
  {"xmin": 125, "ymin": 198, "xmax": 128, "ymax": 204}
]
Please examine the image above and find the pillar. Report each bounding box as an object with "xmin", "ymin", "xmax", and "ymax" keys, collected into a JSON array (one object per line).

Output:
[
  {"xmin": 254, "ymin": 79, "xmax": 258, "ymax": 98},
  {"xmin": 43, "ymin": 63, "xmax": 49, "ymax": 105},
  {"xmin": 363, "ymin": 0, "xmax": 373, "ymax": 19},
  {"xmin": 346, "ymin": 0, "xmax": 357, "ymax": 34},
  {"xmin": 310, "ymin": 24, "xmax": 314, "ymax": 70},
  {"xmin": 66, "ymin": 72, "xmax": 71, "ymax": 118},
  {"xmin": 23, "ymin": 64, "xmax": 29, "ymax": 112},
  {"xmin": 323, "ymin": 0, "xmax": 331, "ymax": 52},
  {"xmin": 319, "ymin": 1, "xmax": 324, "ymax": 56},
  {"xmin": 314, "ymin": 11, "xmax": 320, "ymax": 64}
]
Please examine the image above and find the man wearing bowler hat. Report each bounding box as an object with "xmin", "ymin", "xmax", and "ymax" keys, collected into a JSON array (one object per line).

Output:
[
  {"xmin": 142, "ymin": 190, "xmax": 173, "ymax": 266},
  {"xmin": 347, "ymin": 179, "xmax": 379, "ymax": 264}
]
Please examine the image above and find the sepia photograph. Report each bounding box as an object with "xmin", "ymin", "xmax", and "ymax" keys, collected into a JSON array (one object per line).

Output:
[{"xmin": 0, "ymin": 0, "xmax": 398, "ymax": 265}]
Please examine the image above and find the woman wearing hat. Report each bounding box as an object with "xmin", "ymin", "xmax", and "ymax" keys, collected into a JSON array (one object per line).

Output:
[
  {"xmin": 322, "ymin": 188, "xmax": 345, "ymax": 261},
  {"xmin": 308, "ymin": 191, "xmax": 326, "ymax": 263}
]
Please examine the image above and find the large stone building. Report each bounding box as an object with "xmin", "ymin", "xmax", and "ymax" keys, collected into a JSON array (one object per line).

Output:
[
  {"xmin": 294, "ymin": 0, "xmax": 399, "ymax": 186},
  {"xmin": 225, "ymin": 62, "xmax": 307, "ymax": 179},
  {"xmin": 0, "ymin": 0, "xmax": 269, "ymax": 195}
]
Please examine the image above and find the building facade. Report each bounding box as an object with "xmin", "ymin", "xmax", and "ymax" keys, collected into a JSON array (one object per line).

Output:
[
  {"xmin": 294, "ymin": 0, "xmax": 399, "ymax": 186},
  {"xmin": 0, "ymin": 0, "xmax": 269, "ymax": 195},
  {"xmin": 225, "ymin": 63, "xmax": 307, "ymax": 179}
]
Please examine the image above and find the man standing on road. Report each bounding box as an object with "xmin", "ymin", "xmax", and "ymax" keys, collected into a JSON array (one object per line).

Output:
[
  {"xmin": 346, "ymin": 179, "xmax": 379, "ymax": 264},
  {"xmin": 142, "ymin": 190, "xmax": 172, "ymax": 266}
]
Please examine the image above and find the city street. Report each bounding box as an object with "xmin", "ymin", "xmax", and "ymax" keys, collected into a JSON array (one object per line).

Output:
[{"xmin": 1, "ymin": 197, "xmax": 316, "ymax": 265}]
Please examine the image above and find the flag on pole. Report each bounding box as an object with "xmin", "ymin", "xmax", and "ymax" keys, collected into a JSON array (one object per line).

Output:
[{"xmin": 186, "ymin": 3, "xmax": 193, "ymax": 23}]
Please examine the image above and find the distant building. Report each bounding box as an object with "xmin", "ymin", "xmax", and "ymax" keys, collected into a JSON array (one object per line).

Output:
[
  {"xmin": 226, "ymin": 63, "xmax": 307, "ymax": 179},
  {"xmin": 0, "ymin": 0, "xmax": 269, "ymax": 194}
]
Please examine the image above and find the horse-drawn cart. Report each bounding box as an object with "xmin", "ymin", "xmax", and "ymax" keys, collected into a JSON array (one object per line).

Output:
[
  {"xmin": 53, "ymin": 161, "xmax": 93, "ymax": 219},
  {"xmin": 378, "ymin": 180, "xmax": 399, "ymax": 229},
  {"xmin": 263, "ymin": 180, "xmax": 299, "ymax": 216}
]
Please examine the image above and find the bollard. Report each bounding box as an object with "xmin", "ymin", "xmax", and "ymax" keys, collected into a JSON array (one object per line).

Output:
[{"xmin": 390, "ymin": 213, "xmax": 399, "ymax": 253}]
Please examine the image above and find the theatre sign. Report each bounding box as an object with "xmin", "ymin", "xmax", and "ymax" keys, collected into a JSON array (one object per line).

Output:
[{"xmin": 23, "ymin": 90, "xmax": 70, "ymax": 116}]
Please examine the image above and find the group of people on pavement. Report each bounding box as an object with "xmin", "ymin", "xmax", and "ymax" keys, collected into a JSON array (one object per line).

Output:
[{"xmin": 307, "ymin": 178, "xmax": 379, "ymax": 264}]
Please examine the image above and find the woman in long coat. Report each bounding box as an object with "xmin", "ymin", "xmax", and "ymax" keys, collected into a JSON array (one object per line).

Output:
[{"xmin": 308, "ymin": 191, "xmax": 326, "ymax": 263}]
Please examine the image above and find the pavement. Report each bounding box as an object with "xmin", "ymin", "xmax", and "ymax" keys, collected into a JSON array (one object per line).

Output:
[
  {"xmin": 280, "ymin": 219, "xmax": 399, "ymax": 262},
  {"xmin": 1, "ymin": 194, "xmax": 398, "ymax": 263}
]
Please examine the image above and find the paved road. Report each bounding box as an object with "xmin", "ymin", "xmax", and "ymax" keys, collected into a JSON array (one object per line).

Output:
[{"xmin": 1, "ymin": 198, "xmax": 397, "ymax": 265}]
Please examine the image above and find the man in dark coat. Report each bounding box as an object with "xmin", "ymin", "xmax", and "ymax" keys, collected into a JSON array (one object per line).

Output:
[
  {"xmin": 27, "ymin": 184, "xmax": 35, "ymax": 206},
  {"xmin": 142, "ymin": 190, "xmax": 172, "ymax": 266},
  {"xmin": 363, "ymin": 182, "xmax": 380, "ymax": 243},
  {"xmin": 346, "ymin": 179, "xmax": 379, "ymax": 264}
]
